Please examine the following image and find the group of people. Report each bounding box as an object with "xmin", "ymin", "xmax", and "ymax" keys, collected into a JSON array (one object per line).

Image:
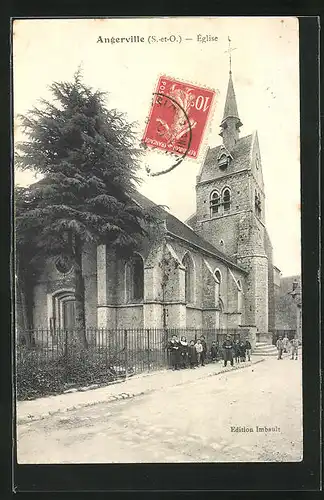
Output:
[
  {"xmin": 276, "ymin": 334, "xmax": 299, "ymax": 360},
  {"xmin": 166, "ymin": 334, "xmax": 252, "ymax": 370}
]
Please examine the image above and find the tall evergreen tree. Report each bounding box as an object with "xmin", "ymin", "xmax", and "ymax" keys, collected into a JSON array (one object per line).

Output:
[{"xmin": 15, "ymin": 70, "xmax": 160, "ymax": 348}]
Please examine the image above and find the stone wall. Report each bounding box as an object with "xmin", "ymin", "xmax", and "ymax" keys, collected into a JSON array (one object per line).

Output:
[
  {"xmin": 32, "ymin": 242, "xmax": 97, "ymax": 330},
  {"xmin": 236, "ymin": 210, "xmax": 269, "ymax": 334},
  {"xmin": 264, "ymin": 230, "xmax": 276, "ymax": 334},
  {"xmin": 31, "ymin": 235, "xmax": 248, "ymax": 333},
  {"xmin": 195, "ymin": 171, "xmax": 251, "ymax": 258}
]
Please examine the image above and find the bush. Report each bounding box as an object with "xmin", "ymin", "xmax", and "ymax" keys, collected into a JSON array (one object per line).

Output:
[{"xmin": 16, "ymin": 346, "xmax": 118, "ymax": 400}]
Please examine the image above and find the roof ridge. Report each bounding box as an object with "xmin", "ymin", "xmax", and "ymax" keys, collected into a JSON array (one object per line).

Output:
[{"xmin": 133, "ymin": 191, "xmax": 244, "ymax": 270}]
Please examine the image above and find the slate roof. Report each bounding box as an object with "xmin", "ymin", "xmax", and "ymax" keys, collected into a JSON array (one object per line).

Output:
[
  {"xmin": 185, "ymin": 212, "xmax": 198, "ymax": 228},
  {"xmin": 198, "ymin": 133, "xmax": 253, "ymax": 183},
  {"xmin": 132, "ymin": 191, "xmax": 246, "ymax": 271}
]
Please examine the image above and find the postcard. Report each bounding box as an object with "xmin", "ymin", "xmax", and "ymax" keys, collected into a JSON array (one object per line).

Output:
[{"xmin": 13, "ymin": 16, "xmax": 302, "ymax": 465}]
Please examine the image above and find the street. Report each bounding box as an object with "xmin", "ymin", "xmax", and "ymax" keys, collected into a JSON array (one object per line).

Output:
[{"xmin": 17, "ymin": 356, "xmax": 303, "ymax": 463}]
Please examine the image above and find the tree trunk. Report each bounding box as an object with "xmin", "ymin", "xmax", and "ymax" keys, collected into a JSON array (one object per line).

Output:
[
  {"xmin": 15, "ymin": 256, "xmax": 31, "ymax": 345},
  {"xmin": 74, "ymin": 237, "xmax": 88, "ymax": 349}
]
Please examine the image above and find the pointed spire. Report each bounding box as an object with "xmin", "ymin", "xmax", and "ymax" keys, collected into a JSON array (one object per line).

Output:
[
  {"xmin": 219, "ymin": 71, "xmax": 243, "ymax": 150},
  {"xmin": 221, "ymin": 72, "xmax": 242, "ymax": 127}
]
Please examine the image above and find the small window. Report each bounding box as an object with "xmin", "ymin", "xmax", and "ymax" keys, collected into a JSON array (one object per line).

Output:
[
  {"xmin": 218, "ymin": 154, "xmax": 228, "ymax": 169},
  {"xmin": 223, "ymin": 188, "xmax": 231, "ymax": 212},
  {"xmin": 255, "ymin": 191, "xmax": 262, "ymax": 218},
  {"xmin": 210, "ymin": 191, "xmax": 220, "ymax": 216}
]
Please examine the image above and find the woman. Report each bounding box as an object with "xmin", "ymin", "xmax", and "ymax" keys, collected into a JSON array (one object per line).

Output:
[
  {"xmin": 179, "ymin": 336, "xmax": 189, "ymax": 368},
  {"xmin": 167, "ymin": 334, "xmax": 180, "ymax": 370}
]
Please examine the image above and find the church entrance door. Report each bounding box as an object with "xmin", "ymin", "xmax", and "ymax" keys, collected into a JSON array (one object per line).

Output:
[{"xmin": 63, "ymin": 299, "xmax": 76, "ymax": 330}]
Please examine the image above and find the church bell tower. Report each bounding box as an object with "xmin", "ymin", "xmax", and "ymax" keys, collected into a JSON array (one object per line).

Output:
[{"xmin": 192, "ymin": 46, "xmax": 270, "ymax": 337}]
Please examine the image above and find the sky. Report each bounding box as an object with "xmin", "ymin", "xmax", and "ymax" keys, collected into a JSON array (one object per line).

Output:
[{"xmin": 13, "ymin": 17, "xmax": 300, "ymax": 277}]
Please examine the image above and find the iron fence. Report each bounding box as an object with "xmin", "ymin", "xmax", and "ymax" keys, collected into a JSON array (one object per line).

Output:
[{"xmin": 16, "ymin": 327, "xmax": 247, "ymax": 398}]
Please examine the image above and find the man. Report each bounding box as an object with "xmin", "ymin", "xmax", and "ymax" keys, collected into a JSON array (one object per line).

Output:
[
  {"xmin": 290, "ymin": 335, "xmax": 299, "ymax": 360},
  {"xmin": 200, "ymin": 335, "xmax": 207, "ymax": 366},
  {"xmin": 222, "ymin": 335, "xmax": 234, "ymax": 367},
  {"xmin": 282, "ymin": 334, "xmax": 290, "ymax": 355},
  {"xmin": 276, "ymin": 336, "xmax": 284, "ymax": 360},
  {"xmin": 245, "ymin": 337, "xmax": 252, "ymax": 361}
]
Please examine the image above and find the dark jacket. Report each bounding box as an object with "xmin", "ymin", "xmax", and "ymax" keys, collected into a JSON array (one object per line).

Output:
[
  {"xmin": 234, "ymin": 342, "xmax": 241, "ymax": 356},
  {"xmin": 245, "ymin": 340, "xmax": 252, "ymax": 350},
  {"xmin": 239, "ymin": 342, "xmax": 246, "ymax": 357},
  {"xmin": 222, "ymin": 339, "xmax": 234, "ymax": 360},
  {"xmin": 200, "ymin": 339, "xmax": 207, "ymax": 353},
  {"xmin": 210, "ymin": 345, "xmax": 218, "ymax": 358},
  {"xmin": 188, "ymin": 345, "xmax": 197, "ymax": 363},
  {"xmin": 179, "ymin": 341, "xmax": 189, "ymax": 357},
  {"xmin": 167, "ymin": 339, "xmax": 180, "ymax": 354},
  {"xmin": 223, "ymin": 339, "xmax": 234, "ymax": 350}
]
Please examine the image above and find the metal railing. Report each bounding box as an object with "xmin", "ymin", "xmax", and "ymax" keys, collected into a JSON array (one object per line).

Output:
[
  {"xmin": 16, "ymin": 327, "xmax": 247, "ymax": 399},
  {"xmin": 17, "ymin": 327, "xmax": 246, "ymax": 371}
]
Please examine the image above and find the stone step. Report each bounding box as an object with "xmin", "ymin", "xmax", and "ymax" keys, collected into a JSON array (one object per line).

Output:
[
  {"xmin": 253, "ymin": 343, "xmax": 278, "ymax": 357},
  {"xmin": 254, "ymin": 343, "xmax": 276, "ymax": 348},
  {"xmin": 254, "ymin": 347, "xmax": 277, "ymax": 352},
  {"xmin": 254, "ymin": 352, "xmax": 278, "ymax": 356}
]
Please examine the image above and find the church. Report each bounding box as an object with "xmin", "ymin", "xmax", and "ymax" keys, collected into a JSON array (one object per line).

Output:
[{"xmin": 28, "ymin": 70, "xmax": 278, "ymax": 345}]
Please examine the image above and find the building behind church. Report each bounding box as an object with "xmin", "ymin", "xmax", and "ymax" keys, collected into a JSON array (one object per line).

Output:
[{"xmin": 17, "ymin": 70, "xmax": 300, "ymax": 346}]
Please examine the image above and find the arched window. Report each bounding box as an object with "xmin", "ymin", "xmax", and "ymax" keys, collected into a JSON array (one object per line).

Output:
[
  {"xmin": 182, "ymin": 253, "xmax": 195, "ymax": 304},
  {"xmin": 223, "ymin": 188, "xmax": 231, "ymax": 212},
  {"xmin": 214, "ymin": 269, "xmax": 221, "ymax": 307},
  {"xmin": 133, "ymin": 254, "xmax": 144, "ymax": 300},
  {"xmin": 210, "ymin": 191, "xmax": 220, "ymax": 217},
  {"xmin": 126, "ymin": 254, "xmax": 144, "ymax": 302},
  {"xmin": 237, "ymin": 279, "xmax": 243, "ymax": 313}
]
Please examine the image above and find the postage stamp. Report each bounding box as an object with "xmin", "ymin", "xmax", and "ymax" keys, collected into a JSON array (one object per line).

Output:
[{"xmin": 142, "ymin": 76, "xmax": 216, "ymax": 160}]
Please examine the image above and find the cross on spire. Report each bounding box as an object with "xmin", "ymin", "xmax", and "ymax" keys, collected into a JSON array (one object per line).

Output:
[{"xmin": 225, "ymin": 36, "xmax": 237, "ymax": 74}]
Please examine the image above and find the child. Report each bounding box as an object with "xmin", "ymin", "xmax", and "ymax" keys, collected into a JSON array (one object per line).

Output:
[
  {"xmin": 245, "ymin": 338, "xmax": 252, "ymax": 361},
  {"xmin": 188, "ymin": 340, "xmax": 198, "ymax": 368},
  {"xmin": 210, "ymin": 341, "xmax": 218, "ymax": 362},
  {"xmin": 234, "ymin": 339, "xmax": 241, "ymax": 364},
  {"xmin": 179, "ymin": 336, "xmax": 189, "ymax": 368},
  {"xmin": 239, "ymin": 340, "xmax": 246, "ymax": 362},
  {"xmin": 195, "ymin": 339, "xmax": 203, "ymax": 366}
]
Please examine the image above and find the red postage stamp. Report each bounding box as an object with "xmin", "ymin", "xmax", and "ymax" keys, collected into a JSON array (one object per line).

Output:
[{"xmin": 142, "ymin": 76, "xmax": 216, "ymax": 160}]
